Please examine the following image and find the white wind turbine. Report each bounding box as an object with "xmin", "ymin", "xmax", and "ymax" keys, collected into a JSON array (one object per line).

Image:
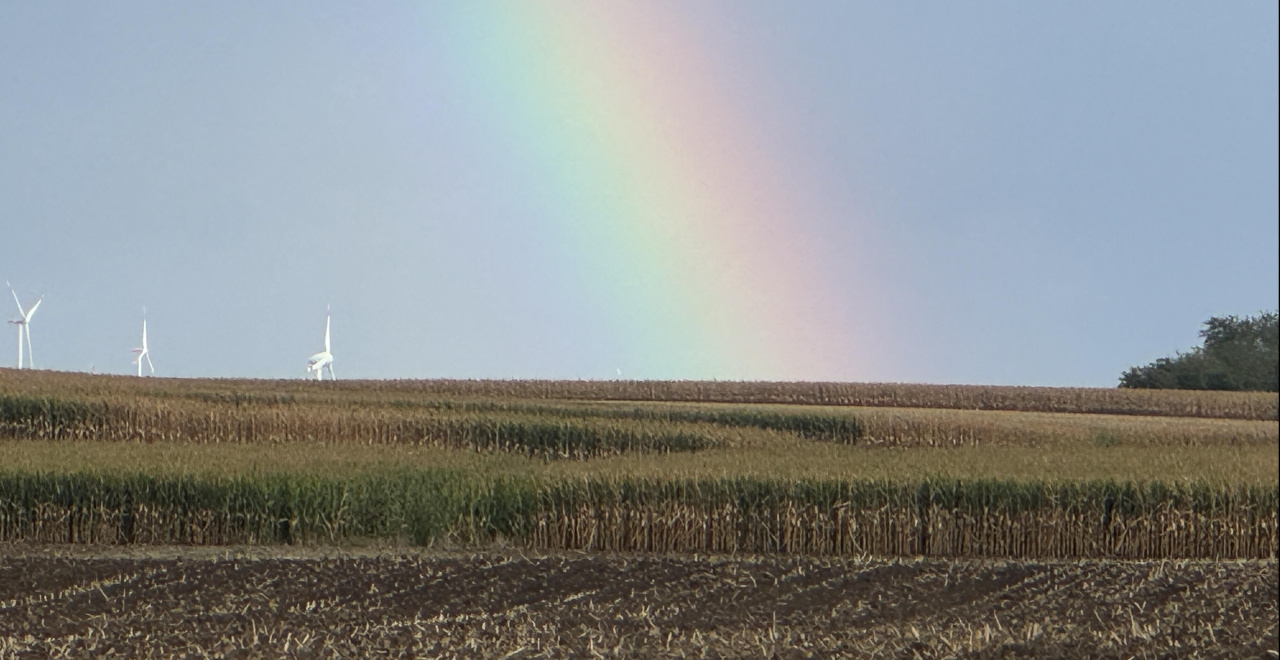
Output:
[
  {"xmin": 7, "ymin": 282, "xmax": 42, "ymax": 369},
  {"xmin": 131, "ymin": 312, "xmax": 154, "ymax": 376},
  {"xmin": 306, "ymin": 306, "xmax": 335, "ymax": 380}
]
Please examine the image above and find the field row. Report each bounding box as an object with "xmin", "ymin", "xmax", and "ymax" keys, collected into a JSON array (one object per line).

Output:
[
  {"xmin": 1, "ymin": 471, "xmax": 1274, "ymax": 559},
  {"xmin": 1, "ymin": 551, "xmax": 1275, "ymax": 658},
  {"xmin": 4, "ymin": 436, "xmax": 1277, "ymax": 487},
  {"xmin": 3, "ymin": 369, "xmax": 1276, "ymax": 419},
  {"xmin": 2, "ymin": 393, "xmax": 1274, "ymax": 458}
]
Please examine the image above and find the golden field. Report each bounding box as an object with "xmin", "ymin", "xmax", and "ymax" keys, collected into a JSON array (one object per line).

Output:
[{"xmin": 1, "ymin": 369, "xmax": 1275, "ymax": 559}]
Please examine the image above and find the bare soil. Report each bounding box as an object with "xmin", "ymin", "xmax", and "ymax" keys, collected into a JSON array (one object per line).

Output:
[{"xmin": 0, "ymin": 546, "xmax": 1275, "ymax": 658}]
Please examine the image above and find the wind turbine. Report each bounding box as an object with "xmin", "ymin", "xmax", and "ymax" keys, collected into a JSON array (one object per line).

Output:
[
  {"xmin": 306, "ymin": 306, "xmax": 335, "ymax": 380},
  {"xmin": 7, "ymin": 282, "xmax": 42, "ymax": 369},
  {"xmin": 131, "ymin": 312, "xmax": 154, "ymax": 376}
]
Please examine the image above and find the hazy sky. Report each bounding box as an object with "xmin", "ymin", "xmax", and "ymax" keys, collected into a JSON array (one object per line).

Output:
[{"xmin": 2, "ymin": 1, "xmax": 1276, "ymax": 384}]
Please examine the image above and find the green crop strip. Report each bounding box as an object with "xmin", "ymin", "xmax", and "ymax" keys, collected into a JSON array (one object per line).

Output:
[{"xmin": 1, "ymin": 471, "xmax": 1274, "ymax": 558}]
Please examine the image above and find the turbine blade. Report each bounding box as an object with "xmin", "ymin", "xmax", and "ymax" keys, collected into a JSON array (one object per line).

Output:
[
  {"xmin": 146, "ymin": 352, "xmax": 155, "ymax": 375},
  {"xmin": 24, "ymin": 325, "xmax": 33, "ymax": 369},
  {"xmin": 324, "ymin": 313, "xmax": 331, "ymax": 353},
  {"xmin": 24, "ymin": 298, "xmax": 42, "ymax": 322},
  {"xmin": 9, "ymin": 286, "xmax": 23, "ymax": 317}
]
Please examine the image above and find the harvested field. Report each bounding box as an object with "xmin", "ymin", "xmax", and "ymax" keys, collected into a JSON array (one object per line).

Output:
[{"xmin": 0, "ymin": 548, "xmax": 1275, "ymax": 658}]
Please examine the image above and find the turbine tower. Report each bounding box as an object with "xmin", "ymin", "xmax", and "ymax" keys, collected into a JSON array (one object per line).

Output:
[
  {"xmin": 131, "ymin": 313, "xmax": 154, "ymax": 377},
  {"xmin": 7, "ymin": 282, "xmax": 42, "ymax": 369},
  {"xmin": 306, "ymin": 306, "xmax": 335, "ymax": 380}
]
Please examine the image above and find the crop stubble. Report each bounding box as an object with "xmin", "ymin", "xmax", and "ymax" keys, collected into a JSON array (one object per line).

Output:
[{"xmin": 0, "ymin": 550, "xmax": 1274, "ymax": 658}]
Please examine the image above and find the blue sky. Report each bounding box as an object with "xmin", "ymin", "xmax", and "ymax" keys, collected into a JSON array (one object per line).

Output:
[{"xmin": 1, "ymin": 1, "xmax": 1276, "ymax": 384}]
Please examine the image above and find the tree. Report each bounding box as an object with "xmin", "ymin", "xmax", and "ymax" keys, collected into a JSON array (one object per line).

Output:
[{"xmin": 1119, "ymin": 311, "xmax": 1278, "ymax": 392}]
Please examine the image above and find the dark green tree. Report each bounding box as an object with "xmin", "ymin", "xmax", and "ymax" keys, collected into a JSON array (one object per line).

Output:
[{"xmin": 1119, "ymin": 311, "xmax": 1278, "ymax": 392}]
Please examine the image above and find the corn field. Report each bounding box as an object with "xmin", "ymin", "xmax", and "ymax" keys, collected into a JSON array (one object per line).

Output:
[
  {"xmin": 2, "ymin": 369, "xmax": 1275, "ymax": 420},
  {"xmin": 1, "ymin": 369, "xmax": 1276, "ymax": 560},
  {"xmin": 0, "ymin": 472, "xmax": 1273, "ymax": 559},
  {"xmin": 1, "ymin": 391, "xmax": 1273, "ymax": 454},
  {"xmin": 0, "ymin": 394, "xmax": 913, "ymax": 454}
]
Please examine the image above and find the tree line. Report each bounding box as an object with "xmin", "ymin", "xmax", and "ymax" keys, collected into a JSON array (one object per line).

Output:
[{"xmin": 1120, "ymin": 310, "xmax": 1278, "ymax": 392}]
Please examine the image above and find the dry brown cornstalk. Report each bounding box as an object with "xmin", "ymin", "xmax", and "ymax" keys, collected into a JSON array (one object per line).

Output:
[{"xmin": 2, "ymin": 369, "xmax": 1275, "ymax": 420}]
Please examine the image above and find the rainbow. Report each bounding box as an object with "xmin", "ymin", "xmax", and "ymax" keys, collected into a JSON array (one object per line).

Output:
[{"xmin": 437, "ymin": 3, "xmax": 885, "ymax": 380}]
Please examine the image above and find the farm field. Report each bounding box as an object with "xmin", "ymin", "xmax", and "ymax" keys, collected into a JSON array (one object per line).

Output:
[
  {"xmin": 5, "ymin": 369, "xmax": 1275, "ymax": 419},
  {"xmin": 1, "ymin": 370, "xmax": 1277, "ymax": 655},
  {"xmin": 1, "ymin": 370, "xmax": 1277, "ymax": 559},
  {"xmin": 0, "ymin": 548, "xmax": 1275, "ymax": 658}
]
